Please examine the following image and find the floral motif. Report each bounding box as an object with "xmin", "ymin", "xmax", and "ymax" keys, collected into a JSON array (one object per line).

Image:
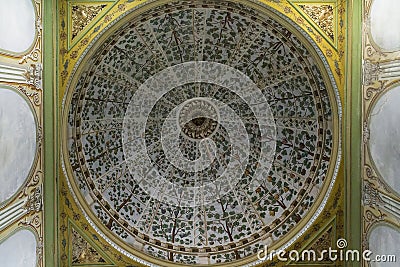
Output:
[
  {"xmin": 71, "ymin": 227, "xmax": 107, "ymax": 264},
  {"xmin": 299, "ymin": 4, "xmax": 334, "ymax": 41},
  {"xmin": 71, "ymin": 4, "xmax": 107, "ymax": 40},
  {"xmin": 64, "ymin": 2, "xmax": 338, "ymax": 265}
]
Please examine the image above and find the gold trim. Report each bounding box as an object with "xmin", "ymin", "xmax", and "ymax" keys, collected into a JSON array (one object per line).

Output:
[
  {"xmin": 290, "ymin": 0, "xmax": 338, "ymax": 49},
  {"xmin": 67, "ymin": 1, "xmax": 116, "ymax": 50}
]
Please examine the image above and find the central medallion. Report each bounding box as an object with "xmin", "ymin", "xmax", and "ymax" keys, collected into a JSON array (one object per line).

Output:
[{"xmin": 178, "ymin": 98, "xmax": 220, "ymax": 140}]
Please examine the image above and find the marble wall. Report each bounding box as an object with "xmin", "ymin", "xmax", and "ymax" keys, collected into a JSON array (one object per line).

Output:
[
  {"xmin": 369, "ymin": 0, "xmax": 400, "ymax": 51},
  {"xmin": 369, "ymin": 87, "xmax": 400, "ymax": 195},
  {"xmin": 0, "ymin": 229, "xmax": 37, "ymax": 267},
  {"xmin": 368, "ymin": 225, "xmax": 400, "ymax": 267},
  {"xmin": 0, "ymin": 88, "xmax": 36, "ymax": 204},
  {"xmin": 0, "ymin": 0, "xmax": 36, "ymax": 53}
]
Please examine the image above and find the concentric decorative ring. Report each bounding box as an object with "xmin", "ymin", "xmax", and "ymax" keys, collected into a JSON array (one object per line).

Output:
[
  {"xmin": 64, "ymin": 1, "xmax": 340, "ymax": 265},
  {"xmin": 122, "ymin": 62, "xmax": 276, "ymax": 207}
]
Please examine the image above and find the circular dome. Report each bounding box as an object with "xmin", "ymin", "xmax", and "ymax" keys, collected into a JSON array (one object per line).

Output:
[{"xmin": 64, "ymin": 1, "xmax": 340, "ymax": 266}]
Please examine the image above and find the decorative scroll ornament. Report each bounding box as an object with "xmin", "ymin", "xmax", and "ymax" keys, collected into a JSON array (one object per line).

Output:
[
  {"xmin": 23, "ymin": 64, "xmax": 43, "ymax": 89},
  {"xmin": 24, "ymin": 186, "xmax": 43, "ymax": 213},
  {"xmin": 22, "ymin": 171, "xmax": 42, "ymax": 197},
  {"xmin": 363, "ymin": 121, "xmax": 370, "ymax": 143},
  {"xmin": 364, "ymin": 164, "xmax": 391, "ymax": 193},
  {"xmin": 36, "ymin": 237, "xmax": 44, "ymax": 265},
  {"xmin": 19, "ymin": 2, "xmax": 43, "ymax": 64},
  {"xmin": 363, "ymin": 182, "xmax": 383, "ymax": 206},
  {"xmin": 19, "ymin": 214, "xmax": 41, "ymax": 229},
  {"xmin": 363, "ymin": 60, "xmax": 379, "ymax": 85},
  {"xmin": 363, "ymin": 209, "xmax": 385, "ymax": 241},
  {"xmin": 17, "ymin": 86, "xmax": 41, "ymax": 106}
]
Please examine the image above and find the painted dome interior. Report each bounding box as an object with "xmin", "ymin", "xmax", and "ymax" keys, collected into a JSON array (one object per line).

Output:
[{"xmin": 65, "ymin": 1, "xmax": 339, "ymax": 265}]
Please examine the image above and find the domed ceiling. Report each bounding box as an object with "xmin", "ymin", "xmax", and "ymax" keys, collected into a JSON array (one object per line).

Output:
[{"xmin": 64, "ymin": 1, "xmax": 340, "ymax": 266}]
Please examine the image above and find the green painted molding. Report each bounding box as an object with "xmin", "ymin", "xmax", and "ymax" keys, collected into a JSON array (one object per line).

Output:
[
  {"xmin": 344, "ymin": 0, "xmax": 362, "ymax": 266},
  {"xmin": 43, "ymin": 0, "xmax": 58, "ymax": 266}
]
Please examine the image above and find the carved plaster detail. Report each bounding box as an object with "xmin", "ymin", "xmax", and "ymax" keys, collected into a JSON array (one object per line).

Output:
[
  {"xmin": 24, "ymin": 186, "xmax": 42, "ymax": 213},
  {"xmin": 363, "ymin": 59, "xmax": 379, "ymax": 85},
  {"xmin": 23, "ymin": 64, "xmax": 42, "ymax": 89},
  {"xmin": 363, "ymin": 181, "xmax": 383, "ymax": 207},
  {"xmin": 0, "ymin": 63, "xmax": 42, "ymax": 90},
  {"xmin": 19, "ymin": 0, "xmax": 42, "ymax": 64}
]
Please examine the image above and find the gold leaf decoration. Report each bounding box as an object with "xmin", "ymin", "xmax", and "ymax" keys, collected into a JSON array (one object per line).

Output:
[
  {"xmin": 299, "ymin": 4, "xmax": 334, "ymax": 41},
  {"xmin": 307, "ymin": 226, "xmax": 334, "ymax": 263},
  {"xmin": 71, "ymin": 4, "xmax": 107, "ymax": 40},
  {"xmin": 296, "ymin": 225, "xmax": 335, "ymax": 265},
  {"xmin": 71, "ymin": 227, "xmax": 109, "ymax": 265}
]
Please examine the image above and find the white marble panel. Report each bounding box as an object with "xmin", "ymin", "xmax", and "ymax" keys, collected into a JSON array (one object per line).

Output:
[
  {"xmin": 369, "ymin": 225, "xmax": 400, "ymax": 267},
  {"xmin": 0, "ymin": 0, "xmax": 36, "ymax": 53},
  {"xmin": 0, "ymin": 88, "xmax": 36, "ymax": 203},
  {"xmin": 369, "ymin": 87, "xmax": 400, "ymax": 195},
  {"xmin": 370, "ymin": 0, "xmax": 400, "ymax": 51},
  {"xmin": 0, "ymin": 229, "xmax": 37, "ymax": 267}
]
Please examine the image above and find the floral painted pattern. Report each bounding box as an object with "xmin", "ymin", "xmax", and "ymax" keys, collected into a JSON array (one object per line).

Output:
[{"xmin": 65, "ymin": 1, "xmax": 336, "ymax": 265}]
